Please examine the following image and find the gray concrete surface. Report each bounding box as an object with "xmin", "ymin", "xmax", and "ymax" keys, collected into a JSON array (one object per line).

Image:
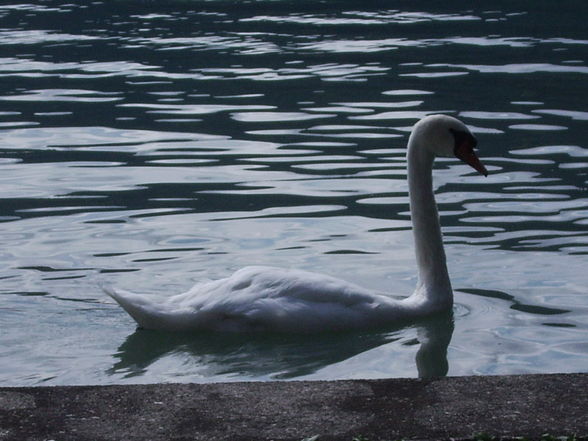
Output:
[{"xmin": 1, "ymin": 373, "xmax": 587, "ymax": 441}]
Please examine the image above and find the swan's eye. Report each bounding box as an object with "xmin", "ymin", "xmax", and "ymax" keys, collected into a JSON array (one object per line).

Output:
[{"xmin": 449, "ymin": 128, "xmax": 477, "ymax": 155}]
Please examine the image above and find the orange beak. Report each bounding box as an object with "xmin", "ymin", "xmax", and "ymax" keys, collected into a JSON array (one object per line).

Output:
[{"xmin": 455, "ymin": 142, "xmax": 488, "ymax": 177}]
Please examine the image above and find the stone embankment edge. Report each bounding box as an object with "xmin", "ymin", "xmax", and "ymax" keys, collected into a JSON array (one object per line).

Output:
[{"xmin": 1, "ymin": 373, "xmax": 587, "ymax": 441}]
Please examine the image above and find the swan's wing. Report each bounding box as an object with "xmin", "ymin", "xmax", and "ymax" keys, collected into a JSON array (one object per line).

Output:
[{"xmin": 171, "ymin": 266, "xmax": 402, "ymax": 332}]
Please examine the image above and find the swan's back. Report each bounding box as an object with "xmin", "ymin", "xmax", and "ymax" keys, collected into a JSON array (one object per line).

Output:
[{"xmin": 107, "ymin": 266, "xmax": 408, "ymax": 333}]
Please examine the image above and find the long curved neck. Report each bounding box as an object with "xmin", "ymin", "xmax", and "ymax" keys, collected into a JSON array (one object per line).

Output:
[{"xmin": 407, "ymin": 134, "xmax": 452, "ymax": 307}]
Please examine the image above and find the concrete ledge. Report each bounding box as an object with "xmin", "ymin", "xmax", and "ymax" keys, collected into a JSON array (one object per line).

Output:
[{"xmin": 1, "ymin": 373, "xmax": 587, "ymax": 441}]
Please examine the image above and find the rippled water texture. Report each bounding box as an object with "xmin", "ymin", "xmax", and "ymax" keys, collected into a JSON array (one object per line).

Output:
[{"xmin": 0, "ymin": 1, "xmax": 587, "ymax": 385}]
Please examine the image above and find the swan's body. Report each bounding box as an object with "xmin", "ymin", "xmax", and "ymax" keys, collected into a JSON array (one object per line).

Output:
[
  {"xmin": 106, "ymin": 266, "xmax": 428, "ymax": 333},
  {"xmin": 107, "ymin": 115, "xmax": 486, "ymax": 333}
]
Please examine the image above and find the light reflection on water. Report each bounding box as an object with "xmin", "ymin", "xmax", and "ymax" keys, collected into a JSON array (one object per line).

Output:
[{"xmin": 0, "ymin": 1, "xmax": 587, "ymax": 386}]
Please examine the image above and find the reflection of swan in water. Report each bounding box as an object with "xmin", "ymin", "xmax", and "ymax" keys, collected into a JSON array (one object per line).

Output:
[
  {"xmin": 415, "ymin": 314, "xmax": 454, "ymax": 378},
  {"xmin": 106, "ymin": 115, "xmax": 486, "ymax": 332},
  {"xmin": 109, "ymin": 314, "xmax": 454, "ymax": 380}
]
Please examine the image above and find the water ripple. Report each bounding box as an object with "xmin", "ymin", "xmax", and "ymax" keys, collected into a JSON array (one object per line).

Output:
[{"xmin": 1, "ymin": 0, "xmax": 588, "ymax": 385}]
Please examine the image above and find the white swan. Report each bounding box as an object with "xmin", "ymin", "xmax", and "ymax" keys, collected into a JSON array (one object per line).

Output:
[{"xmin": 106, "ymin": 114, "xmax": 487, "ymax": 333}]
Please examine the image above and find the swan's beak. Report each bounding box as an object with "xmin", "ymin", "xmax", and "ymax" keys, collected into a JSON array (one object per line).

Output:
[{"xmin": 455, "ymin": 142, "xmax": 488, "ymax": 177}]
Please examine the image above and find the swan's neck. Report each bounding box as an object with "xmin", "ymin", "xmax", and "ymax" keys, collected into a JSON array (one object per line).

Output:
[{"xmin": 406, "ymin": 135, "xmax": 452, "ymax": 308}]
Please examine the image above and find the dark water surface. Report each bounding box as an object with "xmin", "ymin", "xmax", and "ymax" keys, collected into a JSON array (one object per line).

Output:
[{"xmin": 0, "ymin": 1, "xmax": 587, "ymax": 385}]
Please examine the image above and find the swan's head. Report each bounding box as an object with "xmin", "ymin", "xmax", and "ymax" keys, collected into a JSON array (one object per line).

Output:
[{"xmin": 412, "ymin": 114, "xmax": 488, "ymax": 176}]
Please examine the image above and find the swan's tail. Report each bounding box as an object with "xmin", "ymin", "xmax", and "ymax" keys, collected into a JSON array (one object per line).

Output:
[{"xmin": 104, "ymin": 286, "xmax": 172, "ymax": 330}]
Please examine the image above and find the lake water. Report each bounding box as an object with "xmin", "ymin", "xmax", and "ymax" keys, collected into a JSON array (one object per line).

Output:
[{"xmin": 0, "ymin": 1, "xmax": 587, "ymax": 386}]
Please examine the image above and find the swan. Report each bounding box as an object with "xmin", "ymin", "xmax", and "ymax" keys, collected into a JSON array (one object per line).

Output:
[{"xmin": 106, "ymin": 114, "xmax": 487, "ymax": 333}]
